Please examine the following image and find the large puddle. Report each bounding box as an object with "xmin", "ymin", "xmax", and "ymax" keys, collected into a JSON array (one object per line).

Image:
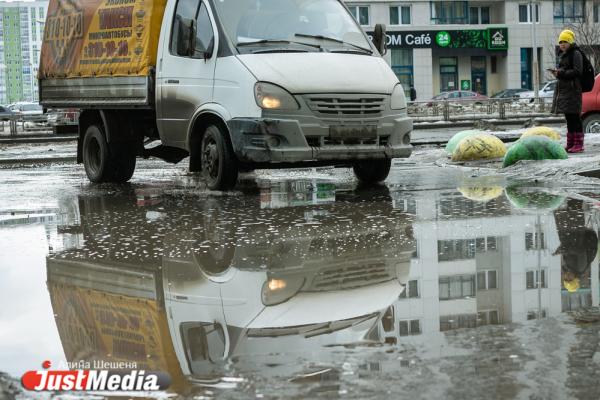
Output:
[{"xmin": 2, "ymin": 173, "xmax": 600, "ymax": 398}]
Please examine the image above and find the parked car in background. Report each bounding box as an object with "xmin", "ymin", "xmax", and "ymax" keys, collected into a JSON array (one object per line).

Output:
[
  {"xmin": 0, "ymin": 105, "xmax": 15, "ymax": 121},
  {"xmin": 582, "ymin": 74, "xmax": 600, "ymax": 133},
  {"xmin": 491, "ymin": 88, "xmax": 528, "ymax": 99},
  {"xmin": 427, "ymin": 90, "xmax": 488, "ymax": 106},
  {"xmin": 9, "ymin": 102, "xmax": 44, "ymax": 117},
  {"xmin": 519, "ymin": 81, "xmax": 556, "ymax": 102}
]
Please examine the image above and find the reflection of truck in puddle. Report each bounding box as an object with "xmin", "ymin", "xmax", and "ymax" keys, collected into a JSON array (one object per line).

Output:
[{"xmin": 47, "ymin": 187, "xmax": 414, "ymax": 383}]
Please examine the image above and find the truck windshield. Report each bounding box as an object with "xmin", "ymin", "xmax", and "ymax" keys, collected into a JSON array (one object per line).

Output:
[{"xmin": 212, "ymin": 0, "xmax": 371, "ymax": 52}]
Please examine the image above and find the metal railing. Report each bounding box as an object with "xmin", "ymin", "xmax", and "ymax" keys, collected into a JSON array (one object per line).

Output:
[{"xmin": 408, "ymin": 97, "xmax": 555, "ymax": 122}]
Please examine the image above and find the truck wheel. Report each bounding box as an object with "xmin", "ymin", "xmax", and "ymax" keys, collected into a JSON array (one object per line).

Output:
[
  {"xmin": 110, "ymin": 142, "xmax": 136, "ymax": 183},
  {"xmin": 82, "ymin": 124, "xmax": 111, "ymax": 183},
  {"xmin": 201, "ymin": 125, "xmax": 238, "ymax": 190},
  {"xmin": 583, "ymin": 114, "xmax": 600, "ymax": 134},
  {"xmin": 353, "ymin": 159, "xmax": 391, "ymax": 184},
  {"xmin": 83, "ymin": 124, "xmax": 136, "ymax": 183}
]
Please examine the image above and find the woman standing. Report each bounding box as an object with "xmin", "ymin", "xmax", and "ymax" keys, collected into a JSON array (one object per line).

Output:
[{"xmin": 550, "ymin": 29, "xmax": 584, "ymax": 153}]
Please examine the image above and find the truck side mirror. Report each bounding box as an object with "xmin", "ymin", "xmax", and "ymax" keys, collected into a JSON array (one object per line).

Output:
[
  {"xmin": 176, "ymin": 16, "xmax": 196, "ymax": 57},
  {"xmin": 373, "ymin": 24, "xmax": 387, "ymax": 56}
]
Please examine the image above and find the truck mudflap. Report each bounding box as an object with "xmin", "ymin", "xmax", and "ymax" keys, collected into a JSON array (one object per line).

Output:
[{"xmin": 227, "ymin": 117, "xmax": 412, "ymax": 164}]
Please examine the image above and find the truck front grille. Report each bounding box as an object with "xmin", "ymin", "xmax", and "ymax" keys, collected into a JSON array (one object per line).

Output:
[
  {"xmin": 304, "ymin": 94, "xmax": 386, "ymax": 122},
  {"xmin": 307, "ymin": 262, "xmax": 394, "ymax": 292}
]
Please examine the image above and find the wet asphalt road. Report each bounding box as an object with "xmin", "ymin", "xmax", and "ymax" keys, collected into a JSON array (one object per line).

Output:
[{"xmin": 3, "ymin": 159, "xmax": 600, "ymax": 399}]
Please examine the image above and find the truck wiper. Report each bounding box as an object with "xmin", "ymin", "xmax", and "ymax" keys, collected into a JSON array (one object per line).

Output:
[
  {"xmin": 294, "ymin": 33, "xmax": 373, "ymax": 54},
  {"xmin": 237, "ymin": 39, "xmax": 322, "ymax": 50}
]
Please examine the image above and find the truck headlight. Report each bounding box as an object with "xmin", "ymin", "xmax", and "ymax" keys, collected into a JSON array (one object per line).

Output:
[
  {"xmin": 391, "ymin": 84, "xmax": 407, "ymax": 110},
  {"xmin": 254, "ymin": 82, "xmax": 299, "ymax": 110},
  {"xmin": 261, "ymin": 276, "xmax": 305, "ymax": 306}
]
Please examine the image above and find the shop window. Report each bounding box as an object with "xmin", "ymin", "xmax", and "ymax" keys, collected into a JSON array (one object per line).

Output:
[
  {"xmin": 439, "ymin": 275, "xmax": 476, "ymax": 300},
  {"xmin": 391, "ymin": 48, "xmax": 413, "ymax": 99},
  {"xmin": 430, "ymin": 1, "xmax": 468, "ymax": 24},
  {"xmin": 390, "ymin": 5, "xmax": 411, "ymax": 25},
  {"xmin": 348, "ymin": 5, "xmax": 370, "ymax": 26},
  {"xmin": 526, "ymin": 269, "xmax": 548, "ymax": 289},
  {"xmin": 469, "ymin": 6, "xmax": 490, "ymax": 24},
  {"xmin": 519, "ymin": 3, "xmax": 540, "ymax": 23},
  {"xmin": 439, "ymin": 56, "xmax": 458, "ymax": 91},
  {"xmin": 553, "ymin": 0, "xmax": 585, "ymax": 23}
]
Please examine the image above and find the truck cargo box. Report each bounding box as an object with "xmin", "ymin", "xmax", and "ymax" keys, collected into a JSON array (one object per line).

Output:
[{"xmin": 39, "ymin": 0, "xmax": 166, "ymax": 108}]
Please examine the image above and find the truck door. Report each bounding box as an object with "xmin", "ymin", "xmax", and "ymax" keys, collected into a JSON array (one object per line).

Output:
[{"xmin": 157, "ymin": 0, "xmax": 218, "ymax": 148}]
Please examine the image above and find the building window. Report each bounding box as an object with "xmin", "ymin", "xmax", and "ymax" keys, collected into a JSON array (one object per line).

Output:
[
  {"xmin": 399, "ymin": 319, "xmax": 421, "ymax": 336},
  {"xmin": 440, "ymin": 314, "xmax": 477, "ymax": 331},
  {"xmin": 594, "ymin": 2, "xmax": 599, "ymax": 22},
  {"xmin": 526, "ymin": 269, "xmax": 548, "ymax": 289},
  {"xmin": 399, "ymin": 280, "xmax": 420, "ymax": 299},
  {"xmin": 553, "ymin": 0, "xmax": 585, "ymax": 23},
  {"xmin": 438, "ymin": 238, "xmax": 475, "ymax": 261},
  {"xmin": 525, "ymin": 232, "xmax": 546, "ymax": 250},
  {"xmin": 439, "ymin": 274, "xmax": 476, "ymax": 300},
  {"xmin": 477, "ymin": 270, "xmax": 498, "ymax": 290},
  {"xmin": 519, "ymin": 3, "xmax": 540, "ymax": 23},
  {"xmin": 527, "ymin": 309, "xmax": 547, "ymax": 320},
  {"xmin": 348, "ymin": 5, "xmax": 370, "ymax": 26},
  {"xmin": 391, "ymin": 48, "xmax": 413, "ymax": 99},
  {"xmin": 431, "ymin": 1, "xmax": 469, "ymax": 24},
  {"xmin": 469, "ymin": 6, "xmax": 490, "ymax": 24},
  {"xmin": 382, "ymin": 306, "xmax": 395, "ymax": 332},
  {"xmin": 390, "ymin": 5, "xmax": 411, "ymax": 25},
  {"xmin": 478, "ymin": 310, "xmax": 500, "ymax": 325}
]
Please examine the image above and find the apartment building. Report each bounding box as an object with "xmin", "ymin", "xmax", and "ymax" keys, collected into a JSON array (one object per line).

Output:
[
  {"xmin": 345, "ymin": 0, "xmax": 598, "ymax": 99},
  {"xmin": 0, "ymin": 0, "xmax": 48, "ymax": 104}
]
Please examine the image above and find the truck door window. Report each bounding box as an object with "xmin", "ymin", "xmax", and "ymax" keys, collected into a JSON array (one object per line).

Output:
[
  {"xmin": 180, "ymin": 322, "xmax": 226, "ymax": 371},
  {"xmin": 170, "ymin": 0, "xmax": 200, "ymax": 57},
  {"xmin": 193, "ymin": 3, "xmax": 215, "ymax": 58},
  {"xmin": 170, "ymin": 1, "xmax": 215, "ymax": 59}
]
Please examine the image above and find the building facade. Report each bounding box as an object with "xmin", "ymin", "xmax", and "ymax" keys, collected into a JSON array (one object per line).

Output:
[
  {"xmin": 345, "ymin": 0, "xmax": 597, "ymax": 100},
  {"xmin": 0, "ymin": 1, "xmax": 48, "ymax": 104}
]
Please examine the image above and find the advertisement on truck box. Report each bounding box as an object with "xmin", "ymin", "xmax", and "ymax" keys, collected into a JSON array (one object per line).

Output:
[{"xmin": 39, "ymin": 0, "xmax": 166, "ymax": 79}]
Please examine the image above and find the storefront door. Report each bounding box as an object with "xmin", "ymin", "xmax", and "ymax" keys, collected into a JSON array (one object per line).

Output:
[
  {"xmin": 521, "ymin": 48, "xmax": 532, "ymax": 89},
  {"xmin": 471, "ymin": 56, "xmax": 487, "ymax": 95},
  {"xmin": 440, "ymin": 57, "xmax": 458, "ymax": 92}
]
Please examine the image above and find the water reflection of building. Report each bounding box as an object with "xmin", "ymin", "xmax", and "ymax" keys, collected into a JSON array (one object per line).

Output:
[{"xmin": 379, "ymin": 190, "xmax": 600, "ymax": 343}]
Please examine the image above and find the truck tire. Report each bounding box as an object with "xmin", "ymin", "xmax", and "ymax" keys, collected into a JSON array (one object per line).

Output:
[
  {"xmin": 201, "ymin": 124, "xmax": 238, "ymax": 190},
  {"xmin": 82, "ymin": 124, "xmax": 112, "ymax": 183},
  {"xmin": 353, "ymin": 159, "xmax": 391, "ymax": 184},
  {"xmin": 82, "ymin": 124, "xmax": 136, "ymax": 183},
  {"xmin": 583, "ymin": 114, "xmax": 600, "ymax": 134}
]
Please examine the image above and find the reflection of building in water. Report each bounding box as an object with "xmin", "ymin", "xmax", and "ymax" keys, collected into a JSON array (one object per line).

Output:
[
  {"xmin": 258, "ymin": 180, "xmax": 336, "ymax": 209},
  {"xmin": 378, "ymin": 190, "xmax": 600, "ymax": 342}
]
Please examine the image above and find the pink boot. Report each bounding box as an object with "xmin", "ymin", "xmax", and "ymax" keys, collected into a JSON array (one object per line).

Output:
[
  {"xmin": 568, "ymin": 132, "xmax": 584, "ymax": 153},
  {"xmin": 565, "ymin": 132, "xmax": 574, "ymax": 151}
]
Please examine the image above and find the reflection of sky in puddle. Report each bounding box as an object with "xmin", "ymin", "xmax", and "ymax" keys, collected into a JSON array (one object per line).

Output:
[{"xmin": 1, "ymin": 179, "xmax": 600, "ymax": 397}]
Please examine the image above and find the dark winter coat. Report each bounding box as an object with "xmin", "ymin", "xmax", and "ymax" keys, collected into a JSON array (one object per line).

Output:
[{"xmin": 551, "ymin": 45, "xmax": 583, "ymax": 115}]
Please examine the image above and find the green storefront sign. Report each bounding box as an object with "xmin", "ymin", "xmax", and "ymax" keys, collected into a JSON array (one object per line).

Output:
[
  {"xmin": 461, "ymin": 80, "xmax": 471, "ymax": 90},
  {"xmin": 377, "ymin": 27, "xmax": 509, "ymax": 50}
]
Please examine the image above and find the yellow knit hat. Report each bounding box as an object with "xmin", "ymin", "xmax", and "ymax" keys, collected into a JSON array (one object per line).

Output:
[
  {"xmin": 558, "ymin": 29, "xmax": 575, "ymax": 44},
  {"xmin": 564, "ymin": 278, "xmax": 580, "ymax": 292}
]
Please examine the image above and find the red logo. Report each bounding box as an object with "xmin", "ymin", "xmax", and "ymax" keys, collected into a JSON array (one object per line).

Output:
[{"xmin": 21, "ymin": 361, "xmax": 170, "ymax": 392}]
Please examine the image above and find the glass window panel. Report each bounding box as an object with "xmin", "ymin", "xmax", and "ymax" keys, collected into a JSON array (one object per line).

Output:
[
  {"xmin": 476, "ymin": 237, "xmax": 486, "ymax": 252},
  {"xmin": 526, "ymin": 271, "xmax": 535, "ymax": 289},
  {"xmin": 401, "ymin": 6, "xmax": 411, "ymax": 24},
  {"xmin": 487, "ymin": 236, "xmax": 497, "ymax": 250},
  {"xmin": 462, "ymin": 277, "xmax": 474, "ymax": 296},
  {"xmin": 410, "ymin": 320, "xmax": 421, "ymax": 335},
  {"xmin": 359, "ymin": 6, "xmax": 369, "ymax": 25},
  {"xmin": 349, "ymin": 6, "xmax": 358, "ymax": 20},
  {"xmin": 488, "ymin": 270, "xmax": 498, "ymax": 289},
  {"xmin": 477, "ymin": 312, "xmax": 488, "ymax": 325},
  {"xmin": 390, "ymin": 6, "xmax": 399, "ymax": 24},
  {"xmin": 519, "ymin": 5, "xmax": 529, "ymax": 22},
  {"xmin": 469, "ymin": 7, "xmax": 479, "ymax": 24},
  {"xmin": 399, "ymin": 321, "xmax": 409, "ymax": 336},
  {"xmin": 481, "ymin": 7, "xmax": 490, "ymax": 23},
  {"xmin": 477, "ymin": 271, "xmax": 486, "ymax": 290},
  {"xmin": 409, "ymin": 280, "xmax": 419, "ymax": 298},
  {"xmin": 541, "ymin": 269, "xmax": 546, "ymax": 288}
]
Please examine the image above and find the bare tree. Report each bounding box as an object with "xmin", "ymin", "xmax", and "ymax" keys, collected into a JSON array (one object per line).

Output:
[{"xmin": 563, "ymin": 13, "xmax": 600, "ymax": 70}]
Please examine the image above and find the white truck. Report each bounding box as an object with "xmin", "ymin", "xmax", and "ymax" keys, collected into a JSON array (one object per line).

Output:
[{"xmin": 39, "ymin": 0, "xmax": 413, "ymax": 189}]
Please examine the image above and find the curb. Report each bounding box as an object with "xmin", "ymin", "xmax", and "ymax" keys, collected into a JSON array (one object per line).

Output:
[
  {"xmin": 0, "ymin": 136, "xmax": 77, "ymax": 144},
  {"xmin": 0, "ymin": 156, "xmax": 76, "ymax": 165},
  {"xmin": 413, "ymin": 117, "xmax": 565, "ymax": 130}
]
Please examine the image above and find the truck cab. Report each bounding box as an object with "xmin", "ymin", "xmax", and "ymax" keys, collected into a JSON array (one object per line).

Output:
[{"xmin": 39, "ymin": 0, "xmax": 412, "ymax": 189}]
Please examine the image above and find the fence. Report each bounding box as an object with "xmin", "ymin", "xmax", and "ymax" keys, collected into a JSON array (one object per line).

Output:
[{"xmin": 408, "ymin": 98, "xmax": 555, "ymax": 122}]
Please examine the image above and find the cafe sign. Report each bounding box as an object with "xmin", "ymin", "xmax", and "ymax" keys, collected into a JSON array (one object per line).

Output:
[{"xmin": 371, "ymin": 28, "xmax": 509, "ymax": 50}]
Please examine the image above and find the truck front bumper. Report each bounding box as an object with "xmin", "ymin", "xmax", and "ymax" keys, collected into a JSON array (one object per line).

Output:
[{"xmin": 228, "ymin": 117, "xmax": 413, "ymax": 164}]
